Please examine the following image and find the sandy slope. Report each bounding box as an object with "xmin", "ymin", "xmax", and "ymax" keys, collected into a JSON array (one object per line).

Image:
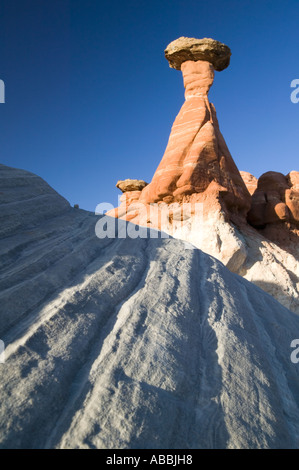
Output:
[{"xmin": 0, "ymin": 164, "xmax": 299, "ymax": 449}]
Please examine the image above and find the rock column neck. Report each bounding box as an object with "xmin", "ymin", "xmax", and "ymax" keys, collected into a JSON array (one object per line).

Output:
[{"xmin": 181, "ymin": 60, "xmax": 214, "ymax": 100}]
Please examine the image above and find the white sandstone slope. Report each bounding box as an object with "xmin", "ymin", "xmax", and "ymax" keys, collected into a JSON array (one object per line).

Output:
[
  {"xmin": 0, "ymin": 164, "xmax": 299, "ymax": 449},
  {"xmin": 174, "ymin": 209, "xmax": 299, "ymax": 315}
]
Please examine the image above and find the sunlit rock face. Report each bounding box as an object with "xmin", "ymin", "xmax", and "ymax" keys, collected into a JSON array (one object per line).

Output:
[
  {"xmin": 246, "ymin": 170, "xmax": 299, "ymax": 227},
  {"xmin": 108, "ymin": 37, "xmax": 299, "ymax": 313},
  {"xmin": 140, "ymin": 45, "xmax": 251, "ymax": 220}
]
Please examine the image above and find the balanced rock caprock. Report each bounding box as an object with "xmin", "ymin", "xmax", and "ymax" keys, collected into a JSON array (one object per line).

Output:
[{"xmin": 116, "ymin": 179, "xmax": 148, "ymax": 193}]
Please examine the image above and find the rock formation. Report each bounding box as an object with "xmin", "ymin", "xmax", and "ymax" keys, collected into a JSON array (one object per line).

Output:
[
  {"xmin": 140, "ymin": 37, "xmax": 251, "ymax": 220},
  {"xmin": 116, "ymin": 179, "xmax": 148, "ymax": 192},
  {"xmin": 108, "ymin": 37, "xmax": 299, "ymax": 313},
  {"xmin": 240, "ymin": 170, "xmax": 299, "ymax": 271},
  {"xmin": 246, "ymin": 171, "xmax": 299, "ymax": 228},
  {"xmin": 1, "ymin": 164, "xmax": 299, "ymax": 449},
  {"xmin": 239, "ymin": 171, "xmax": 258, "ymax": 196},
  {"xmin": 109, "ymin": 36, "xmax": 251, "ymax": 240},
  {"xmin": 165, "ymin": 36, "xmax": 231, "ymax": 71}
]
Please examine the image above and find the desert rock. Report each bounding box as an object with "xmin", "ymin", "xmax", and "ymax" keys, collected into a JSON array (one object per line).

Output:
[
  {"xmin": 165, "ymin": 36, "xmax": 231, "ymax": 71},
  {"xmin": 1, "ymin": 164, "xmax": 299, "ymax": 449},
  {"xmin": 240, "ymin": 171, "xmax": 258, "ymax": 195},
  {"xmin": 108, "ymin": 38, "xmax": 298, "ymax": 313},
  {"xmin": 116, "ymin": 179, "xmax": 148, "ymax": 192},
  {"xmin": 139, "ymin": 51, "xmax": 250, "ymax": 219},
  {"xmin": 247, "ymin": 171, "xmax": 299, "ymax": 227}
]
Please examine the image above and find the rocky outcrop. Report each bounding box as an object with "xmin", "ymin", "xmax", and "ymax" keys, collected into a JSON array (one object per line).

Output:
[
  {"xmin": 248, "ymin": 172, "xmax": 295, "ymax": 227},
  {"xmin": 287, "ymin": 171, "xmax": 299, "ymax": 223},
  {"xmin": 242, "ymin": 170, "xmax": 299, "ymax": 229},
  {"xmin": 242, "ymin": 170, "xmax": 299, "ymax": 272},
  {"xmin": 1, "ymin": 164, "xmax": 299, "ymax": 449},
  {"xmin": 116, "ymin": 179, "xmax": 148, "ymax": 192},
  {"xmin": 165, "ymin": 36, "xmax": 231, "ymax": 71},
  {"xmin": 110, "ymin": 37, "xmax": 251, "ymax": 274},
  {"xmin": 108, "ymin": 37, "xmax": 298, "ymax": 313},
  {"xmin": 139, "ymin": 42, "xmax": 251, "ymax": 219},
  {"xmin": 240, "ymin": 171, "xmax": 258, "ymax": 195}
]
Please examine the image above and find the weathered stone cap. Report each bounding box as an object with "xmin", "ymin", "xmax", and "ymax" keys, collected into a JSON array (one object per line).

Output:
[
  {"xmin": 165, "ymin": 37, "xmax": 231, "ymax": 71},
  {"xmin": 116, "ymin": 179, "xmax": 148, "ymax": 193}
]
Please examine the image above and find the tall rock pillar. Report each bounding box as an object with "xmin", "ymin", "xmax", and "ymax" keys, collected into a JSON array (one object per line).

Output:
[
  {"xmin": 109, "ymin": 37, "xmax": 252, "ymax": 272},
  {"xmin": 140, "ymin": 37, "xmax": 251, "ymax": 217}
]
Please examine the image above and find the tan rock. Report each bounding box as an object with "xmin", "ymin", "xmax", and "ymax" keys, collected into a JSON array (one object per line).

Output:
[
  {"xmin": 240, "ymin": 171, "xmax": 258, "ymax": 195},
  {"xmin": 247, "ymin": 171, "xmax": 299, "ymax": 228},
  {"xmin": 116, "ymin": 179, "xmax": 148, "ymax": 192},
  {"xmin": 265, "ymin": 201, "xmax": 289, "ymax": 224},
  {"xmin": 287, "ymin": 170, "xmax": 299, "ymax": 189},
  {"xmin": 258, "ymin": 171, "xmax": 289, "ymax": 197},
  {"xmin": 286, "ymin": 171, "xmax": 299, "ymax": 223},
  {"xmin": 285, "ymin": 188, "xmax": 299, "ymax": 223},
  {"xmin": 165, "ymin": 37, "xmax": 231, "ymax": 71}
]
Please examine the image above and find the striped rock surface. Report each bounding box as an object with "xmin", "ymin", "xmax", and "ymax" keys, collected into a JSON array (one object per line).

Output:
[
  {"xmin": 1, "ymin": 164, "xmax": 299, "ymax": 449},
  {"xmin": 140, "ymin": 59, "xmax": 251, "ymax": 217}
]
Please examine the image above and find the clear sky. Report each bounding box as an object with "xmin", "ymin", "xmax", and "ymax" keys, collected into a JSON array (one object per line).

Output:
[{"xmin": 0, "ymin": 0, "xmax": 298, "ymax": 211}]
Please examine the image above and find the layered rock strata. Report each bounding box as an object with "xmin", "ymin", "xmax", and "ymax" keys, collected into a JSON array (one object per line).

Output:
[{"xmin": 108, "ymin": 38, "xmax": 298, "ymax": 313}]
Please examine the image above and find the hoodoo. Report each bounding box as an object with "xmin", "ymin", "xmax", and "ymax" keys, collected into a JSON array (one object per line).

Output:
[
  {"xmin": 140, "ymin": 37, "xmax": 251, "ymax": 218},
  {"xmin": 108, "ymin": 37, "xmax": 298, "ymax": 313}
]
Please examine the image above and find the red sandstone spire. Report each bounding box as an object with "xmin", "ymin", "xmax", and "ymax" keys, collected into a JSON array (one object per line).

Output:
[{"xmin": 138, "ymin": 37, "xmax": 251, "ymax": 216}]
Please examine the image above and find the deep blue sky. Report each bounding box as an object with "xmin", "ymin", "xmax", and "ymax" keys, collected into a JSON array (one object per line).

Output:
[{"xmin": 0, "ymin": 0, "xmax": 298, "ymax": 211}]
